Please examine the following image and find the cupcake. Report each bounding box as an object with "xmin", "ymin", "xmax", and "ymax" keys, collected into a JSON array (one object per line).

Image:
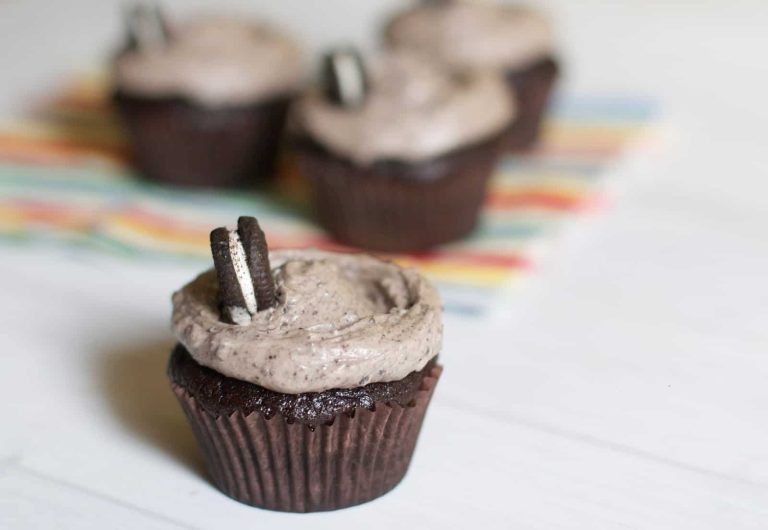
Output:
[
  {"xmin": 169, "ymin": 216, "xmax": 443, "ymax": 511},
  {"xmin": 385, "ymin": 0, "xmax": 559, "ymax": 151},
  {"xmin": 295, "ymin": 50, "xmax": 514, "ymax": 251},
  {"xmin": 113, "ymin": 5, "xmax": 303, "ymax": 187}
]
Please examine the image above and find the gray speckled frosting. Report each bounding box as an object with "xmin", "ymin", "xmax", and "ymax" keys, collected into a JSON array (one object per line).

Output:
[
  {"xmin": 114, "ymin": 15, "xmax": 303, "ymax": 106},
  {"xmin": 297, "ymin": 51, "xmax": 514, "ymax": 164},
  {"xmin": 172, "ymin": 249, "xmax": 442, "ymax": 394},
  {"xmin": 386, "ymin": 1, "xmax": 555, "ymax": 72}
]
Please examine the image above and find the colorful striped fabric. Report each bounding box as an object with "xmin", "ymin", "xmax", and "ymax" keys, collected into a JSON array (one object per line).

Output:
[{"xmin": 0, "ymin": 73, "xmax": 660, "ymax": 315}]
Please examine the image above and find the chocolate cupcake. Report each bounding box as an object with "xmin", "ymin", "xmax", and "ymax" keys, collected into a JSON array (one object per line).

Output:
[
  {"xmin": 385, "ymin": 0, "xmax": 559, "ymax": 151},
  {"xmin": 169, "ymin": 216, "xmax": 443, "ymax": 511},
  {"xmin": 295, "ymin": 51, "xmax": 514, "ymax": 251},
  {"xmin": 113, "ymin": 8, "xmax": 303, "ymax": 187}
]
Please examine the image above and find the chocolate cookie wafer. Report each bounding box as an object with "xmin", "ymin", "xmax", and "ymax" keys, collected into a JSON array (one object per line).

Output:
[
  {"xmin": 210, "ymin": 217, "xmax": 275, "ymax": 325},
  {"xmin": 123, "ymin": 1, "xmax": 169, "ymax": 52},
  {"xmin": 236, "ymin": 216, "xmax": 275, "ymax": 309}
]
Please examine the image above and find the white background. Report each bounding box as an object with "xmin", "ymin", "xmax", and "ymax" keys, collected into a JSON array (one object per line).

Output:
[{"xmin": 1, "ymin": 1, "xmax": 768, "ymax": 528}]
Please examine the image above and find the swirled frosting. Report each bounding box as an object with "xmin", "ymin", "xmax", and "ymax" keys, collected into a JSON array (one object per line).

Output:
[
  {"xmin": 385, "ymin": 1, "xmax": 555, "ymax": 72},
  {"xmin": 296, "ymin": 51, "xmax": 514, "ymax": 164},
  {"xmin": 113, "ymin": 15, "xmax": 303, "ymax": 106},
  {"xmin": 172, "ymin": 249, "xmax": 442, "ymax": 394}
]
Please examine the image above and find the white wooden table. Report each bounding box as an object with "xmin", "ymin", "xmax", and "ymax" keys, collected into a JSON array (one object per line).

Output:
[{"xmin": 1, "ymin": 1, "xmax": 767, "ymax": 528}]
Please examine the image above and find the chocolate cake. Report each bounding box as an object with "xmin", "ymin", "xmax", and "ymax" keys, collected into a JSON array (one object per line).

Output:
[{"xmin": 169, "ymin": 345, "xmax": 437, "ymax": 426}]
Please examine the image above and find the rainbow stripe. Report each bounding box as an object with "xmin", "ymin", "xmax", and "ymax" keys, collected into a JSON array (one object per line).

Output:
[{"xmin": 0, "ymin": 74, "xmax": 660, "ymax": 314}]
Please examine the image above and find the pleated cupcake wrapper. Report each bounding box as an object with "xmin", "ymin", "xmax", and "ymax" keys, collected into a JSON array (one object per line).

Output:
[
  {"xmin": 503, "ymin": 57, "xmax": 559, "ymax": 151},
  {"xmin": 172, "ymin": 365, "xmax": 442, "ymax": 512},
  {"xmin": 300, "ymin": 137, "xmax": 502, "ymax": 252},
  {"xmin": 114, "ymin": 93, "xmax": 291, "ymax": 187}
]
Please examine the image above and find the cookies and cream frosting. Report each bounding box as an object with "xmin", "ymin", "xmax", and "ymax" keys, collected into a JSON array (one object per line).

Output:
[
  {"xmin": 172, "ymin": 249, "xmax": 443, "ymax": 394},
  {"xmin": 297, "ymin": 51, "xmax": 514, "ymax": 164},
  {"xmin": 385, "ymin": 1, "xmax": 555, "ymax": 72},
  {"xmin": 113, "ymin": 16, "xmax": 303, "ymax": 106}
]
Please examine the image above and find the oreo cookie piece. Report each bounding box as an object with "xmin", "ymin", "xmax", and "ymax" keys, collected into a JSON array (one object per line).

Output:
[
  {"xmin": 321, "ymin": 47, "xmax": 368, "ymax": 108},
  {"xmin": 124, "ymin": 1, "xmax": 170, "ymax": 52},
  {"xmin": 210, "ymin": 217, "xmax": 275, "ymax": 325},
  {"xmin": 237, "ymin": 216, "xmax": 275, "ymax": 310}
]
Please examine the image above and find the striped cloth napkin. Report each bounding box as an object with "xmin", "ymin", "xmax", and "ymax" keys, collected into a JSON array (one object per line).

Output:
[{"xmin": 0, "ymin": 73, "xmax": 660, "ymax": 315}]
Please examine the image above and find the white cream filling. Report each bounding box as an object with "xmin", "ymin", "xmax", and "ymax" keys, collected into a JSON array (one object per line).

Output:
[
  {"xmin": 227, "ymin": 230, "xmax": 257, "ymax": 323},
  {"xmin": 334, "ymin": 52, "xmax": 366, "ymax": 107}
]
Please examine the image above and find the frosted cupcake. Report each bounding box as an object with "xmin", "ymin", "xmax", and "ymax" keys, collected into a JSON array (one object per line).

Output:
[
  {"xmin": 385, "ymin": 0, "xmax": 559, "ymax": 151},
  {"xmin": 295, "ymin": 50, "xmax": 514, "ymax": 251},
  {"xmin": 169, "ymin": 216, "xmax": 443, "ymax": 511},
  {"xmin": 113, "ymin": 7, "xmax": 303, "ymax": 187}
]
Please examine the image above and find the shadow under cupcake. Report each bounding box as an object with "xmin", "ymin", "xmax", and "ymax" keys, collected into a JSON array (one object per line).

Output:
[{"xmin": 112, "ymin": 6, "xmax": 303, "ymax": 187}]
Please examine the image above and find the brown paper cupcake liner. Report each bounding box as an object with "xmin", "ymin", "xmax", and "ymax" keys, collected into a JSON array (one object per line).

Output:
[
  {"xmin": 114, "ymin": 92, "xmax": 292, "ymax": 188},
  {"xmin": 503, "ymin": 57, "xmax": 559, "ymax": 152},
  {"xmin": 297, "ymin": 134, "xmax": 504, "ymax": 252},
  {"xmin": 171, "ymin": 365, "xmax": 442, "ymax": 512}
]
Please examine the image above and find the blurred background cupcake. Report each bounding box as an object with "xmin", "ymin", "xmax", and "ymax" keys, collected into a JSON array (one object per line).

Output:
[
  {"xmin": 384, "ymin": 0, "xmax": 559, "ymax": 151},
  {"xmin": 112, "ymin": 4, "xmax": 304, "ymax": 188},
  {"xmin": 294, "ymin": 49, "xmax": 515, "ymax": 252}
]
